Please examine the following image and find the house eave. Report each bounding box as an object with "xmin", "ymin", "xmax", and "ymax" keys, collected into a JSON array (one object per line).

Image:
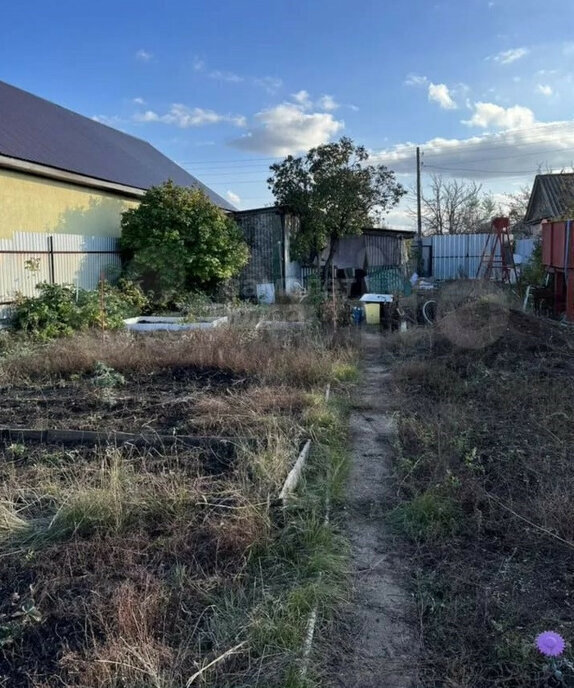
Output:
[{"xmin": 0, "ymin": 154, "xmax": 146, "ymax": 199}]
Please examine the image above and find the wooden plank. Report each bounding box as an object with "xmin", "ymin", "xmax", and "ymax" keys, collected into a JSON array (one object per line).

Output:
[
  {"xmin": 279, "ymin": 439, "xmax": 312, "ymax": 502},
  {"xmin": 0, "ymin": 427, "xmax": 248, "ymax": 449}
]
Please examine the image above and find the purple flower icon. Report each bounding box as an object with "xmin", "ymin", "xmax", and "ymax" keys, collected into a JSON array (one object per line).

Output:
[{"xmin": 536, "ymin": 631, "xmax": 565, "ymax": 657}]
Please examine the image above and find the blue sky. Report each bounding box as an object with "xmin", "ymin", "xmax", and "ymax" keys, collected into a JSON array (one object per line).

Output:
[{"xmin": 2, "ymin": 0, "xmax": 574, "ymax": 225}]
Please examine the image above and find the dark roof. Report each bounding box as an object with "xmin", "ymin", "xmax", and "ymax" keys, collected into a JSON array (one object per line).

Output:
[
  {"xmin": 233, "ymin": 205, "xmax": 291, "ymax": 216},
  {"xmin": 524, "ymin": 173, "xmax": 574, "ymax": 224},
  {"xmin": 0, "ymin": 80, "xmax": 234, "ymax": 210},
  {"xmin": 363, "ymin": 227, "xmax": 417, "ymax": 237}
]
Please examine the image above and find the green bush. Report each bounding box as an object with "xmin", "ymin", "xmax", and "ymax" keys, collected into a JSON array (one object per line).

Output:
[
  {"xmin": 120, "ymin": 181, "xmax": 249, "ymax": 295},
  {"xmin": 519, "ymin": 240, "xmax": 545, "ymax": 289},
  {"xmin": 11, "ymin": 281, "xmax": 147, "ymax": 340}
]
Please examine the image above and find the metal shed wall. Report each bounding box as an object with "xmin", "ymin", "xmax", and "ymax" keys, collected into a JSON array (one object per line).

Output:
[{"xmin": 234, "ymin": 210, "xmax": 285, "ymax": 299}]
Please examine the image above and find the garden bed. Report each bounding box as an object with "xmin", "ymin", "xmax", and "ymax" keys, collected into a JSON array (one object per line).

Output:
[{"xmin": 0, "ymin": 327, "xmax": 354, "ymax": 688}]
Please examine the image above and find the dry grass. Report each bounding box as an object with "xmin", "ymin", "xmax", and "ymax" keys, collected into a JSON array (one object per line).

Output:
[
  {"xmin": 387, "ymin": 300, "xmax": 574, "ymax": 687},
  {"xmin": 0, "ymin": 326, "xmax": 355, "ymax": 688},
  {"xmin": 0, "ymin": 444, "xmax": 271, "ymax": 687},
  {"xmin": 0, "ymin": 327, "xmax": 346, "ymax": 388}
]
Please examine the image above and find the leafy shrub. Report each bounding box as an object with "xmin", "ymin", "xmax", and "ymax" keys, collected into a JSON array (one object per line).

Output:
[
  {"xmin": 91, "ymin": 361, "xmax": 125, "ymax": 388},
  {"xmin": 120, "ymin": 181, "xmax": 249, "ymax": 295},
  {"xmin": 519, "ymin": 240, "xmax": 545, "ymax": 289},
  {"xmin": 11, "ymin": 281, "xmax": 146, "ymax": 340},
  {"xmin": 174, "ymin": 291, "xmax": 213, "ymax": 319}
]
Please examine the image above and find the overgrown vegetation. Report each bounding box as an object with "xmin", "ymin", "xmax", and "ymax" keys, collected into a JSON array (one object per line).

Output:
[
  {"xmin": 386, "ymin": 293, "xmax": 574, "ymax": 687},
  {"xmin": 519, "ymin": 239, "xmax": 545, "ymax": 290},
  {"xmin": 120, "ymin": 181, "xmax": 249, "ymax": 297},
  {"xmin": 10, "ymin": 280, "xmax": 148, "ymax": 340},
  {"xmin": 267, "ymin": 137, "xmax": 405, "ymax": 265},
  {"xmin": 0, "ymin": 327, "xmax": 354, "ymax": 687}
]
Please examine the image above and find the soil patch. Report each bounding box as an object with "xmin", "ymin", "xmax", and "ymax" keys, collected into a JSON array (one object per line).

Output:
[
  {"xmin": 388, "ymin": 305, "xmax": 574, "ymax": 686},
  {"xmin": 326, "ymin": 331, "xmax": 419, "ymax": 687}
]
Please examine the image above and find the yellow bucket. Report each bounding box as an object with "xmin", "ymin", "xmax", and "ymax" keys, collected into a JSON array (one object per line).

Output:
[{"xmin": 364, "ymin": 303, "xmax": 380, "ymax": 324}]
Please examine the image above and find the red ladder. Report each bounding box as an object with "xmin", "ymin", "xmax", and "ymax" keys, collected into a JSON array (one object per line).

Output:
[{"xmin": 476, "ymin": 217, "xmax": 517, "ymax": 283}]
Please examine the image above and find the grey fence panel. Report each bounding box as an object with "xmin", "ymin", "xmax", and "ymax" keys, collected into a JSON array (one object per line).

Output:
[
  {"xmin": 515, "ymin": 238, "xmax": 535, "ymax": 264},
  {"xmin": 0, "ymin": 232, "xmax": 120, "ymax": 319},
  {"xmin": 52, "ymin": 234, "xmax": 121, "ymax": 288},
  {"xmin": 0, "ymin": 233, "xmax": 51, "ymax": 305},
  {"xmin": 431, "ymin": 233, "xmax": 501, "ymax": 280}
]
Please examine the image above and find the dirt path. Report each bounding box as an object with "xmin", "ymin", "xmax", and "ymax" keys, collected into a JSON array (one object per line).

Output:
[{"xmin": 328, "ymin": 331, "xmax": 419, "ymax": 687}]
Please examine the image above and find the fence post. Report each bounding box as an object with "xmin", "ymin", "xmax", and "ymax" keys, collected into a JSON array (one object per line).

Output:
[{"xmin": 48, "ymin": 235, "xmax": 55, "ymax": 284}]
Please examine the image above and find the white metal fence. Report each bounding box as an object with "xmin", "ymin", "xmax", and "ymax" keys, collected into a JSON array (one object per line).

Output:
[
  {"xmin": 430, "ymin": 233, "xmax": 501, "ymax": 280},
  {"xmin": 425, "ymin": 234, "xmax": 536, "ymax": 281},
  {"xmin": 0, "ymin": 232, "xmax": 120, "ymax": 318}
]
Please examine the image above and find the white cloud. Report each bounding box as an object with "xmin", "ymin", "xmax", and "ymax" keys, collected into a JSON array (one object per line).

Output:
[
  {"xmin": 193, "ymin": 57, "xmax": 205, "ymax": 72},
  {"xmin": 92, "ymin": 114, "xmax": 123, "ymax": 126},
  {"xmin": 292, "ymin": 90, "xmax": 312, "ymax": 108},
  {"xmin": 133, "ymin": 97, "xmax": 145, "ymax": 105},
  {"xmin": 563, "ymin": 42, "xmax": 574, "ymax": 56},
  {"xmin": 193, "ymin": 58, "xmax": 281, "ymax": 93},
  {"xmin": 537, "ymin": 84, "xmax": 553, "ymax": 96},
  {"xmin": 463, "ymin": 102, "xmax": 535, "ymax": 129},
  {"xmin": 252, "ymin": 76, "xmax": 283, "ymax": 93},
  {"xmin": 135, "ymin": 49, "xmax": 153, "ymax": 62},
  {"xmin": 428, "ymin": 82, "xmax": 457, "ymax": 109},
  {"xmin": 226, "ymin": 190, "xmax": 241, "ymax": 206},
  {"xmin": 491, "ymin": 47, "xmax": 529, "ymax": 64},
  {"xmin": 371, "ymin": 119, "xmax": 574, "ymax": 180},
  {"xmin": 318, "ymin": 95, "xmax": 339, "ymax": 111},
  {"xmin": 291, "ymin": 91, "xmax": 341, "ymax": 111},
  {"xmin": 209, "ymin": 70, "xmax": 244, "ymax": 83},
  {"xmin": 404, "ymin": 73, "xmax": 429, "ymax": 87},
  {"xmin": 231, "ymin": 102, "xmax": 344, "ymax": 155},
  {"xmin": 134, "ymin": 104, "xmax": 246, "ymax": 128}
]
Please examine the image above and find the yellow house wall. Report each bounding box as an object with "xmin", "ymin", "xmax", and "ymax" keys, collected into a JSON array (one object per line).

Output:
[{"xmin": 0, "ymin": 168, "xmax": 139, "ymax": 240}]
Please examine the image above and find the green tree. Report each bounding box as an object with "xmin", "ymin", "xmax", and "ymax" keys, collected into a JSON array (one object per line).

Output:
[
  {"xmin": 267, "ymin": 137, "xmax": 406, "ymax": 266},
  {"xmin": 120, "ymin": 181, "xmax": 249, "ymax": 295}
]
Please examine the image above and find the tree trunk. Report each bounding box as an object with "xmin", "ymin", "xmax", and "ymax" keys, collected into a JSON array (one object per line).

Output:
[{"xmin": 321, "ymin": 235, "xmax": 338, "ymax": 286}]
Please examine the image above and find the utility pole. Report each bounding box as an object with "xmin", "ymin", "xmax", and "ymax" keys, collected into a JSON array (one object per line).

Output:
[
  {"xmin": 416, "ymin": 146, "xmax": 422, "ymax": 239},
  {"xmin": 416, "ymin": 146, "xmax": 423, "ymax": 274}
]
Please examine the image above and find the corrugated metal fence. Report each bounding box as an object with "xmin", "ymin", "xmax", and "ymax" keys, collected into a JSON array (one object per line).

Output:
[
  {"xmin": 515, "ymin": 238, "xmax": 536, "ymax": 263},
  {"xmin": 430, "ymin": 233, "xmax": 501, "ymax": 280},
  {"xmin": 0, "ymin": 232, "xmax": 120, "ymax": 317},
  {"xmin": 427, "ymin": 234, "xmax": 536, "ymax": 280}
]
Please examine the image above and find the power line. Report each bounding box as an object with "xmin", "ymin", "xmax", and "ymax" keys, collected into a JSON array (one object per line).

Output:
[
  {"xmin": 194, "ymin": 143, "xmax": 574, "ymax": 181},
  {"xmin": 178, "ymin": 155, "xmax": 281, "ymax": 166},
  {"xmin": 424, "ymin": 164, "xmax": 537, "ymax": 175},
  {"xmin": 179, "ymin": 120, "xmax": 574, "ymax": 169},
  {"xmin": 418, "ymin": 122, "xmax": 574, "ymax": 158},
  {"xmin": 424, "ymin": 145, "xmax": 574, "ymax": 166},
  {"xmin": 185, "ymin": 143, "xmax": 574, "ymax": 179},
  {"xmin": 201, "ymin": 179, "xmax": 272, "ymax": 185}
]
